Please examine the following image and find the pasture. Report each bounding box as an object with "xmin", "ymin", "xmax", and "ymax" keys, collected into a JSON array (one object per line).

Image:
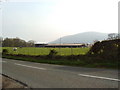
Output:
[{"xmin": 2, "ymin": 47, "xmax": 90, "ymax": 56}]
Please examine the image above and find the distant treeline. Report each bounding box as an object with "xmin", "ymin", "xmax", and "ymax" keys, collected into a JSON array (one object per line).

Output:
[{"xmin": 0, "ymin": 37, "xmax": 35, "ymax": 47}]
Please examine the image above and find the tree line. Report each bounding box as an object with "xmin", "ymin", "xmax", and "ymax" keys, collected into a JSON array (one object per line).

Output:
[{"xmin": 0, "ymin": 37, "xmax": 35, "ymax": 47}]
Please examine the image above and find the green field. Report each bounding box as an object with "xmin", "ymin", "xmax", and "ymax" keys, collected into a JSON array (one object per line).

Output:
[{"xmin": 2, "ymin": 47, "xmax": 90, "ymax": 56}]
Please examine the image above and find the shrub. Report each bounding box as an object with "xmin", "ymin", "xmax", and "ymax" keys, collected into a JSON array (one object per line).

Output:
[
  {"xmin": 87, "ymin": 39, "xmax": 119, "ymax": 62},
  {"xmin": 48, "ymin": 49, "xmax": 58, "ymax": 58},
  {"xmin": 49, "ymin": 49, "xmax": 58, "ymax": 56},
  {"xmin": 2, "ymin": 49, "xmax": 8, "ymax": 54}
]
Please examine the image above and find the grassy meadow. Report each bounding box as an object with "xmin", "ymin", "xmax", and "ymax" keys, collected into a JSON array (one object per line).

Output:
[{"xmin": 2, "ymin": 47, "xmax": 90, "ymax": 56}]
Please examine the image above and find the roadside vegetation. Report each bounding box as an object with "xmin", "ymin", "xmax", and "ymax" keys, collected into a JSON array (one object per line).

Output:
[{"xmin": 2, "ymin": 54, "xmax": 118, "ymax": 69}]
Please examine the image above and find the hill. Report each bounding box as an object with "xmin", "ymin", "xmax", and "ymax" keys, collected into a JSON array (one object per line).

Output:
[{"xmin": 49, "ymin": 31, "xmax": 108, "ymax": 44}]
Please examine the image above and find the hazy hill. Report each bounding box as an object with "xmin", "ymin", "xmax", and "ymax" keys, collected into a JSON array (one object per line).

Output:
[{"xmin": 49, "ymin": 32, "xmax": 108, "ymax": 44}]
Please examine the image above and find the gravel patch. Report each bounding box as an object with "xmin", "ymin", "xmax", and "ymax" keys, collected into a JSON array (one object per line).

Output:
[{"xmin": 2, "ymin": 74, "xmax": 31, "ymax": 89}]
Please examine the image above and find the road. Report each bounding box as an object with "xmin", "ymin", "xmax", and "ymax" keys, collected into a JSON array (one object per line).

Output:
[{"xmin": 1, "ymin": 58, "xmax": 119, "ymax": 88}]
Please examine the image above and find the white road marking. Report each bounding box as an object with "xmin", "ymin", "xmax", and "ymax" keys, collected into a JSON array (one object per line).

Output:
[
  {"xmin": 78, "ymin": 74, "xmax": 120, "ymax": 82},
  {"xmin": 14, "ymin": 63, "xmax": 46, "ymax": 70}
]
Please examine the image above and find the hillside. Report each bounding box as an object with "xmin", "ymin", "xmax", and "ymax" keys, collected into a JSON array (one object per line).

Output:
[{"xmin": 49, "ymin": 32, "xmax": 108, "ymax": 44}]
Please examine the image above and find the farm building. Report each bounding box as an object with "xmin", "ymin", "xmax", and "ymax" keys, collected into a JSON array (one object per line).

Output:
[{"xmin": 35, "ymin": 43, "xmax": 86, "ymax": 48}]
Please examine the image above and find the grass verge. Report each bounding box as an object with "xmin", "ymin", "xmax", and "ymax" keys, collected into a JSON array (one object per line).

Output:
[{"xmin": 2, "ymin": 54, "xmax": 119, "ymax": 69}]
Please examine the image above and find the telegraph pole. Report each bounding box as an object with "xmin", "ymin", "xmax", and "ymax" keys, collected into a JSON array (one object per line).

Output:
[{"xmin": 59, "ymin": 37, "xmax": 61, "ymax": 55}]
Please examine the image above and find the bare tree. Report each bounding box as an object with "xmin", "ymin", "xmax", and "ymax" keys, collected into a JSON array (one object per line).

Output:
[
  {"xmin": 27, "ymin": 40, "xmax": 35, "ymax": 47},
  {"xmin": 108, "ymin": 33, "xmax": 118, "ymax": 40}
]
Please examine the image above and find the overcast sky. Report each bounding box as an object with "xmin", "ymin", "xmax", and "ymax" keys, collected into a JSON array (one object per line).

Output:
[{"xmin": 1, "ymin": 0, "xmax": 119, "ymax": 42}]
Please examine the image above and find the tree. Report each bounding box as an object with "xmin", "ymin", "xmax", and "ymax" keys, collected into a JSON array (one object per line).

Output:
[
  {"xmin": 108, "ymin": 33, "xmax": 118, "ymax": 40},
  {"xmin": 2, "ymin": 37, "xmax": 35, "ymax": 47},
  {"xmin": 27, "ymin": 40, "xmax": 35, "ymax": 47},
  {"xmin": 2, "ymin": 38, "xmax": 12, "ymax": 47},
  {"xmin": 0, "ymin": 37, "xmax": 3, "ymax": 47}
]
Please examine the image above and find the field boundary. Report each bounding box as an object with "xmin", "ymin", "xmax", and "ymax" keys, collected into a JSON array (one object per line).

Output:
[{"xmin": 2, "ymin": 54, "xmax": 119, "ymax": 69}]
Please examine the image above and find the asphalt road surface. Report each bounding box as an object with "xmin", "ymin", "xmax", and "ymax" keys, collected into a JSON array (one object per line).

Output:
[{"xmin": 1, "ymin": 58, "xmax": 119, "ymax": 88}]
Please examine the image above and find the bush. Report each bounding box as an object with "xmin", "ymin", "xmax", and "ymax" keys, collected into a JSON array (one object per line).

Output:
[
  {"xmin": 87, "ymin": 39, "xmax": 119, "ymax": 62},
  {"xmin": 49, "ymin": 49, "xmax": 58, "ymax": 56},
  {"xmin": 48, "ymin": 49, "xmax": 58, "ymax": 58},
  {"xmin": 2, "ymin": 49, "xmax": 8, "ymax": 54}
]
